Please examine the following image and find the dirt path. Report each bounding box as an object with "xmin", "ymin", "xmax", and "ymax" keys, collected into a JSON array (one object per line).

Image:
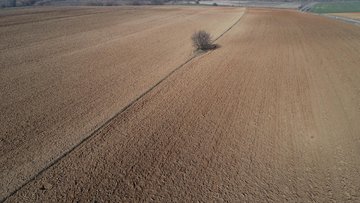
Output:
[
  {"xmin": 3, "ymin": 8, "xmax": 360, "ymax": 202},
  {"xmin": 324, "ymin": 12, "xmax": 360, "ymax": 26},
  {"xmin": 0, "ymin": 6, "xmax": 245, "ymax": 200},
  {"xmin": 331, "ymin": 12, "xmax": 360, "ymax": 20}
]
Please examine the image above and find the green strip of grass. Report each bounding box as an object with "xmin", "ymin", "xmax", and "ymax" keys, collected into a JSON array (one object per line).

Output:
[{"xmin": 310, "ymin": 1, "xmax": 360, "ymax": 13}]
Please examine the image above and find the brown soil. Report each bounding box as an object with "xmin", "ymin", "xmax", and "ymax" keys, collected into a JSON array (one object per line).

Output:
[
  {"xmin": 0, "ymin": 6, "xmax": 244, "ymax": 200},
  {"xmin": 2, "ymin": 8, "xmax": 360, "ymax": 202}
]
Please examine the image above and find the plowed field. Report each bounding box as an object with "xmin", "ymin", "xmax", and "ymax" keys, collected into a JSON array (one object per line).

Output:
[
  {"xmin": 1, "ymin": 7, "xmax": 360, "ymax": 202},
  {"xmin": 0, "ymin": 6, "xmax": 245, "ymax": 200}
]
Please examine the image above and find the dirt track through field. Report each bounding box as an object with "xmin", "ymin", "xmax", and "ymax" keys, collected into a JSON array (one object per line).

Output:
[
  {"xmin": 0, "ymin": 6, "xmax": 245, "ymax": 200},
  {"xmin": 3, "ymin": 8, "xmax": 360, "ymax": 202}
]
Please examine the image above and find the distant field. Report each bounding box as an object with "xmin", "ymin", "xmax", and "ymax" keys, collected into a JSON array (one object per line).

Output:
[
  {"xmin": 331, "ymin": 12, "xmax": 360, "ymax": 19},
  {"xmin": 310, "ymin": 1, "xmax": 360, "ymax": 13}
]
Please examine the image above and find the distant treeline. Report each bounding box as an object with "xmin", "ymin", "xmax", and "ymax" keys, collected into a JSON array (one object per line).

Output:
[
  {"xmin": 1, "ymin": 0, "xmax": 359, "ymax": 8},
  {"xmin": 0, "ymin": 0, "xmax": 173, "ymax": 7}
]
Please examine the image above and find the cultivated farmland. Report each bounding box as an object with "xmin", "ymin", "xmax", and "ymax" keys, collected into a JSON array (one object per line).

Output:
[
  {"xmin": 0, "ymin": 6, "xmax": 245, "ymax": 200},
  {"xmin": 1, "ymin": 6, "xmax": 360, "ymax": 202}
]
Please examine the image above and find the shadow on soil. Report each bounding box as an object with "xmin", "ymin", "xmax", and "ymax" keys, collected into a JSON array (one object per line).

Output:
[{"xmin": 194, "ymin": 44, "xmax": 221, "ymax": 55}]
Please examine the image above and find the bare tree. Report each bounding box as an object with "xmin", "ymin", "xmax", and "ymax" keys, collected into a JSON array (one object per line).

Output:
[{"xmin": 191, "ymin": 30, "xmax": 215, "ymax": 50}]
